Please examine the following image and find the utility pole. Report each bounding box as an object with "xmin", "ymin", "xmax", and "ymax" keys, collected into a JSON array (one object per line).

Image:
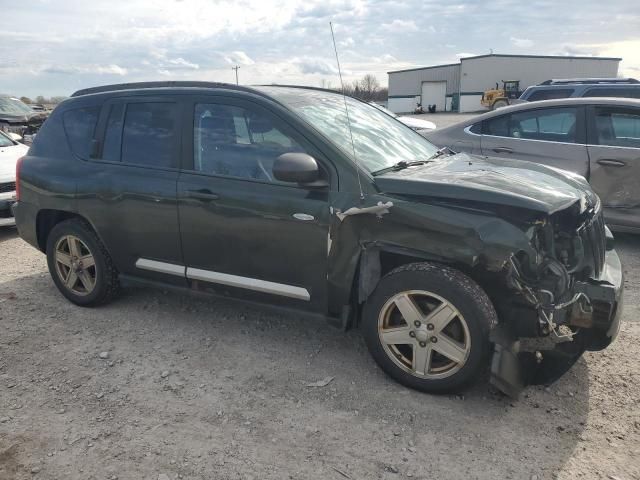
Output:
[{"xmin": 232, "ymin": 65, "xmax": 240, "ymax": 85}]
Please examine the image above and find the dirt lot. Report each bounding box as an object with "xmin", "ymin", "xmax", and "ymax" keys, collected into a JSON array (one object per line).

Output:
[{"xmin": 1, "ymin": 226, "xmax": 639, "ymax": 480}]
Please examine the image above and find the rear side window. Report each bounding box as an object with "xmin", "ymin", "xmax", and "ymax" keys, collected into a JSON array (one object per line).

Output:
[
  {"xmin": 120, "ymin": 102, "xmax": 178, "ymax": 168},
  {"xmin": 594, "ymin": 107, "xmax": 640, "ymax": 148},
  {"xmin": 526, "ymin": 89, "xmax": 574, "ymax": 101},
  {"xmin": 583, "ymin": 87, "xmax": 640, "ymax": 99},
  {"xmin": 63, "ymin": 106, "xmax": 100, "ymax": 159}
]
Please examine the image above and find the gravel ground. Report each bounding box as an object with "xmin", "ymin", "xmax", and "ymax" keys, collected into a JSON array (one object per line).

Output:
[{"xmin": 0, "ymin": 226, "xmax": 639, "ymax": 480}]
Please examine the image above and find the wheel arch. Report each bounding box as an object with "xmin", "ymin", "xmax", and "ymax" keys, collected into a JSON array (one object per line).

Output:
[{"xmin": 36, "ymin": 209, "xmax": 98, "ymax": 253}]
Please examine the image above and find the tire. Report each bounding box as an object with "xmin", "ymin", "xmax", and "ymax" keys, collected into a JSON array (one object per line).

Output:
[
  {"xmin": 492, "ymin": 99, "xmax": 509, "ymax": 110},
  {"xmin": 362, "ymin": 262, "xmax": 496, "ymax": 393},
  {"xmin": 46, "ymin": 219, "xmax": 119, "ymax": 307}
]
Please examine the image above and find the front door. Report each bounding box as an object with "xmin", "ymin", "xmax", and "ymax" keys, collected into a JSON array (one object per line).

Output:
[
  {"xmin": 177, "ymin": 97, "xmax": 333, "ymax": 311},
  {"xmin": 587, "ymin": 105, "xmax": 640, "ymax": 229},
  {"xmin": 480, "ymin": 106, "xmax": 589, "ymax": 177}
]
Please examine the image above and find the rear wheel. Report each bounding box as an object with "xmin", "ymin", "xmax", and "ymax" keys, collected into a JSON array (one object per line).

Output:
[
  {"xmin": 46, "ymin": 219, "xmax": 119, "ymax": 306},
  {"xmin": 362, "ymin": 263, "xmax": 496, "ymax": 393}
]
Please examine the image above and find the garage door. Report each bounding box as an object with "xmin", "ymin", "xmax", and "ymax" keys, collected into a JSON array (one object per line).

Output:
[{"xmin": 421, "ymin": 81, "xmax": 446, "ymax": 112}]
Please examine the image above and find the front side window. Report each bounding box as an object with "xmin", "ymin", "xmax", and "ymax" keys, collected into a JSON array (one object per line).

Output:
[
  {"xmin": 63, "ymin": 106, "xmax": 100, "ymax": 159},
  {"xmin": 194, "ymin": 103, "xmax": 306, "ymax": 182},
  {"xmin": 509, "ymin": 108, "xmax": 577, "ymax": 143},
  {"xmin": 120, "ymin": 102, "xmax": 178, "ymax": 168},
  {"xmin": 254, "ymin": 87, "xmax": 439, "ymax": 174},
  {"xmin": 594, "ymin": 108, "xmax": 640, "ymax": 148}
]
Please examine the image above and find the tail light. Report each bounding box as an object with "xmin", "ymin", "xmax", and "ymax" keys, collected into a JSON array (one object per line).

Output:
[{"xmin": 15, "ymin": 156, "xmax": 25, "ymax": 201}]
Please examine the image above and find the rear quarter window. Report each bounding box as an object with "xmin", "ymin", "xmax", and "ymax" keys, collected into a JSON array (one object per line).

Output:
[
  {"xmin": 526, "ymin": 89, "xmax": 574, "ymax": 101},
  {"xmin": 583, "ymin": 87, "xmax": 640, "ymax": 99},
  {"xmin": 62, "ymin": 107, "xmax": 100, "ymax": 159}
]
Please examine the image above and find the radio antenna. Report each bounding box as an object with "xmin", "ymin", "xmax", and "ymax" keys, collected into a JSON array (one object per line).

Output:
[{"xmin": 330, "ymin": 21, "xmax": 364, "ymax": 201}]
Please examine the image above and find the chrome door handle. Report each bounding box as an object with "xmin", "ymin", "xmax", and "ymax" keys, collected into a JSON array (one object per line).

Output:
[
  {"xmin": 492, "ymin": 147, "xmax": 513, "ymax": 154},
  {"xmin": 292, "ymin": 213, "xmax": 315, "ymax": 221},
  {"xmin": 597, "ymin": 159, "xmax": 626, "ymax": 167},
  {"xmin": 186, "ymin": 189, "xmax": 219, "ymax": 201}
]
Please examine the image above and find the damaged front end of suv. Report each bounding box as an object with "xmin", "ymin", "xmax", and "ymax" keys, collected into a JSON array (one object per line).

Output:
[
  {"xmin": 336, "ymin": 153, "xmax": 623, "ymax": 397},
  {"xmin": 492, "ymin": 194, "xmax": 622, "ymax": 396}
]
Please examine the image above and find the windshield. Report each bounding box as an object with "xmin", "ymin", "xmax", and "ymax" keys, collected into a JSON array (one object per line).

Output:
[
  {"xmin": 0, "ymin": 96, "xmax": 34, "ymax": 116},
  {"xmin": 256, "ymin": 87, "xmax": 439, "ymax": 173},
  {"xmin": 0, "ymin": 131, "xmax": 15, "ymax": 147}
]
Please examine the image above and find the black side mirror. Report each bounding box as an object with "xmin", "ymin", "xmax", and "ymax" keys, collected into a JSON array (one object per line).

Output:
[{"xmin": 273, "ymin": 153, "xmax": 326, "ymax": 186}]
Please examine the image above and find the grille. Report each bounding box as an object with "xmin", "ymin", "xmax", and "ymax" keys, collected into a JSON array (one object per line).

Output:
[
  {"xmin": 581, "ymin": 209, "xmax": 606, "ymax": 278},
  {"xmin": 0, "ymin": 182, "xmax": 16, "ymax": 194}
]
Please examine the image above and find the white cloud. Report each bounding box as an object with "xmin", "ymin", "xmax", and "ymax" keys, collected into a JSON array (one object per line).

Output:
[
  {"xmin": 382, "ymin": 19, "xmax": 418, "ymax": 33},
  {"xmin": 510, "ymin": 36, "xmax": 534, "ymax": 48},
  {"xmin": 224, "ymin": 51, "xmax": 255, "ymax": 66}
]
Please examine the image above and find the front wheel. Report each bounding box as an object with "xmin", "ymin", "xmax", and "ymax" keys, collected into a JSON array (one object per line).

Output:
[{"xmin": 362, "ymin": 263, "xmax": 496, "ymax": 393}]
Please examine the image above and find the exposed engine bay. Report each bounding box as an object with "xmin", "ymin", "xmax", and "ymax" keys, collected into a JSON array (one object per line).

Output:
[{"xmin": 491, "ymin": 197, "xmax": 621, "ymax": 397}]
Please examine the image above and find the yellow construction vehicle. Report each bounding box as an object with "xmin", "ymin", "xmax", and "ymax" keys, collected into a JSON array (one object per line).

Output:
[{"xmin": 481, "ymin": 80, "xmax": 522, "ymax": 110}]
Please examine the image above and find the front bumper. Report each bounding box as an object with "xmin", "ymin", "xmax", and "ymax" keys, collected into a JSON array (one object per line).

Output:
[
  {"xmin": 0, "ymin": 192, "xmax": 17, "ymax": 227},
  {"xmin": 571, "ymin": 246, "xmax": 623, "ymax": 350}
]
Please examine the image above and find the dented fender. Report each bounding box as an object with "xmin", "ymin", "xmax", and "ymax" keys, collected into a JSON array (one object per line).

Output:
[{"xmin": 325, "ymin": 192, "xmax": 538, "ymax": 317}]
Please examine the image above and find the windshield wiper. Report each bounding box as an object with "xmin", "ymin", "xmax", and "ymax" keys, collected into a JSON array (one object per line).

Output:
[
  {"xmin": 372, "ymin": 147, "xmax": 457, "ymax": 176},
  {"xmin": 372, "ymin": 160, "xmax": 430, "ymax": 176}
]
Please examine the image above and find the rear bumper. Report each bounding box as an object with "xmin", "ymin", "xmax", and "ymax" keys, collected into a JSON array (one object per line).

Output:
[{"xmin": 11, "ymin": 201, "xmax": 39, "ymax": 249}]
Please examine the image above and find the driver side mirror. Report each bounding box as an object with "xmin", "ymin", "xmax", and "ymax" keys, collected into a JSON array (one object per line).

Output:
[{"xmin": 273, "ymin": 153, "xmax": 327, "ymax": 187}]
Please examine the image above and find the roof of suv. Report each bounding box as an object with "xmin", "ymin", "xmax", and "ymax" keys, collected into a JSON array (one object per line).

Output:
[
  {"xmin": 71, "ymin": 81, "xmax": 265, "ymax": 98},
  {"xmin": 472, "ymin": 96, "xmax": 640, "ymax": 121}
]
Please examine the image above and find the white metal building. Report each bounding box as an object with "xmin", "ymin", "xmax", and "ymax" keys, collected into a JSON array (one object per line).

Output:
[{"xmin": 387, "ymin": 54, "xmax": 621, "ymax": 113}]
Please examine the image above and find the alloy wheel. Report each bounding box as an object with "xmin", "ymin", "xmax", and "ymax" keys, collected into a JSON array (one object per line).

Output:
[
  {"xmin": 378, "ymin": 290, "xmax": 471, "ymax": 379},
  {"xmin": 54, "ymin": 235, "xmax": 97, "ymax": 296}
]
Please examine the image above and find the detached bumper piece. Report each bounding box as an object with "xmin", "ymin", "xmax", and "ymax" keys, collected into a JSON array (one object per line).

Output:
[{"xmin": 491, "ymin": 247, "xmax": 623, "ymax": 397}]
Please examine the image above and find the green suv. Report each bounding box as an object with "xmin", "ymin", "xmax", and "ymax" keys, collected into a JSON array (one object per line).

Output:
[{"xmin": 13, "ymin": 82, "xmax": 623, "ymax": 396}]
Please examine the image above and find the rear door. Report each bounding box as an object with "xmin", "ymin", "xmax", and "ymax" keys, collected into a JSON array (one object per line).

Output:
[
  {"xmin": 587, "ymin": 105, "xmax": 640, "ymax": 229},
  {"xmin": 76, "ymin": 96, "xmax": 184, "ymax": 284},
  {"xmin": 480, "ymin": 106, "xmax": 589, "ymax": 177}
]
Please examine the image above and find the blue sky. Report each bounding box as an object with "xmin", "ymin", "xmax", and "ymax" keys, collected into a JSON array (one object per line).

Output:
[{"xmin": 1, "ymin": 0, "xmax": 638, "ymax": 97}]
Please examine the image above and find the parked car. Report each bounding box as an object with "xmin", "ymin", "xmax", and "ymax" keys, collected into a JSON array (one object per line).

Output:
[
  {"xmin": 519, "ymin": 78, "xmax": 640, "ymax": 103},
  {"xmin": 14, "ymin": 82, "xmax": 622, "ymax": 397},
  {"xmin": 370, "ymin": 102, "xmax": 436, "ymax": 132},
  {"xmin": 0, "ymin": 131, "xmax": 29, "ymax": 226},
  {"xmin": 423, "ymin": 97, "xmax": 640, "ymax": 233},
  {"xmin": 0, "ymin": 95, "xmax": 47, "ymax": 142}
]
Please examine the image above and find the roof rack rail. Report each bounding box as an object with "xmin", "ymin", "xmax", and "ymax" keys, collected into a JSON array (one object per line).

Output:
[
  {"xmin": 71, "ymin": 81, "xmax": 255, "ymax": 98},
  {"xmin": 538, "ymin": 78, "xmax": 639, "ymax": 86}
]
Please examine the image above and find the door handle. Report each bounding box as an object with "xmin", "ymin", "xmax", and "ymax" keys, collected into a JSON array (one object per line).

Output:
[
  {"xmin": 597, "ymin": 159, "xmax": 626, "ymax": 168},
  {"xmin": 186, "ymin": 189, "xmax": 219, "ymax": 201},
  {"xmin": 492, "ymin": 147, "xmax": 513, "ymax": 154}
]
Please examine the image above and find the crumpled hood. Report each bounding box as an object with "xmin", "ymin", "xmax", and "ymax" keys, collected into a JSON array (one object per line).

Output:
[{"xmin": 375, "ymin": 152, "xmax": 597, "ymax": 214}]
